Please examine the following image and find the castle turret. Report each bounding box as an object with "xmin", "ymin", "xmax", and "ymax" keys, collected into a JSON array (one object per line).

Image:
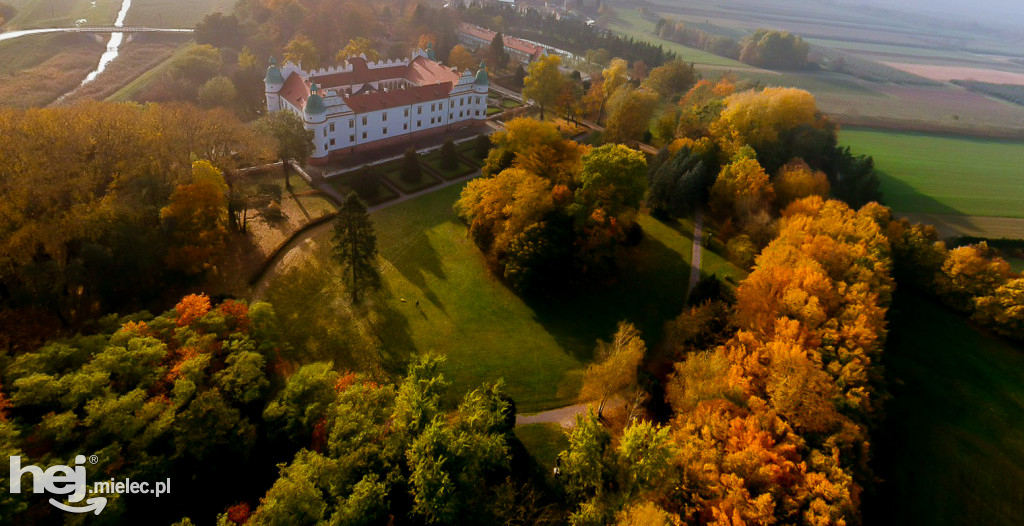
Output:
[
  {"xmin": 265, "ymin": 57, "xmax": 285, "ymax": 112},
  {"xmin": 474, "ymin": 61, "xmax": 489, "ymax": 94},
  {"xmin": 304, "ymin": 83, "xmax": 329, "ymax": 162}
]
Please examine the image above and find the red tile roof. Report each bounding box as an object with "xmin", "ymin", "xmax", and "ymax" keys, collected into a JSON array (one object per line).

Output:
[
  {"xmin": 344, "ymin": 83, "xmax": 454, "ymax": 113},
  {"xmin": 458, "ymin": 23, "xmax": 544, "ymax": 60},
  {"xmin": 279, "ymin": 54, "xmax": 463, "ymax": 114}
]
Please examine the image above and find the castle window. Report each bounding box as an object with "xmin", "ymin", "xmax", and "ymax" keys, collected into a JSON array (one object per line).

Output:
[
  {"xmin": 383, "ymin": 127, "xmax": 388, "ymax": 135},
  {"xmin": 449, "ymin": 113, "xmax": 453, "ymax": 120},
  {"xmin": 362, "ymin": 116, "xmax": 367, "ymax": 126},
  {"xmin": 350, "ymin": 135, "xmax": 355, "ymax": 142},
  {"xmin": 417, "ymin": 120, "xmax": 422, "ymax": 127},
  {"xmin": 329, "ymin": 123, "xmax": 335, "ymax": 132},
  {"xmin": 330, "ymin": 138, "xmax": 336, "ymax": 146},
  {"xmin": 403, "ymin": 123, "xmax": 408, "ymax": 130},
  {"xmin": 404, "ymin": 108, "xmax": 410, "ymax": 117},
  {"xmin": 382, "ymin": 112, "xmax": 388, "ymax": 122},
  {"xmin": 349, "ymin": 120, "xmax": 354, "ymax": 128},
  {"xmin": 417, "ymin": 106, "xmax": 422, "ymax": 115},
  {"xmin": 362, "ymin": 132, "xmax": 367, "ymax": 139},
  {"xmin": 460, "ymin": 98, "xmax": 464, "ymax": 106}
]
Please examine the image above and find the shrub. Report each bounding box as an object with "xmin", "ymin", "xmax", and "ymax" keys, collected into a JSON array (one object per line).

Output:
[
  {"xmin": 400, "ymin": 147, "xmax": 421, "ymax": 184},
  {"xmin": 440, "ymin": 138, "xmax": 459, "ymax": 171}
]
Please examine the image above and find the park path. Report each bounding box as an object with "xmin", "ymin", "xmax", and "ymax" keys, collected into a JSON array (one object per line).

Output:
[
  {"xmin": 687, "ymin": 207, "xmax": 705, "ymax": 298},
  {"xmin": 515, "ymin": 395, "xmax": 626, "ymax": 429}
]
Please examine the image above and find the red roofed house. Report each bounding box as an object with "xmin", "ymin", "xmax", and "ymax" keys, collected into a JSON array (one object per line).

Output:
[
  {"xmin": 457, "ymin": 23, "xmax": 547, "ymax": 64},
  {"xmin": 264, "ymin": 46, "xmax": 489, "ymax": 165}
]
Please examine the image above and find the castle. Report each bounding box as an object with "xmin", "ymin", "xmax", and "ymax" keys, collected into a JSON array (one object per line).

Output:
[{"xmin": 264, "ymin": 45, "xmax": 489, "ymax": 165}]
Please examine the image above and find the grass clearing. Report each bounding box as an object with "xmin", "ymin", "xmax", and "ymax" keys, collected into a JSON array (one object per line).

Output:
[
  {"xmin": 515, "ymin": 423, "xmax": 568, "ymax": 470},
  {"xmin": 261, "ymin": 184, "xmax": 709, "ymax": 412},
  {"xmin": 866, "ymin": 290, "xmax": 1024, "ymax": 526},
  {"xmin": 840, "ymin": 128, "xmax": 1024, "ymax": 218},
  {"xmin": 422, "ymin": 152, "xmax": 475, "ymax": 181}
]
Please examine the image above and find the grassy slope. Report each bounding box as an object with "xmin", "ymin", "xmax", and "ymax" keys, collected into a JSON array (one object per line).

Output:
[
  {"xmin": 866, "ymin": 290, "xmax": 1024, "ymax": 526},
  {"xmin": 515, "ymin": 423, "xmax": 568, "ymax": 470},
  {"xmin": 840, "ymin": 128, "xmax": 1024, "ymax": 218},
  {"xmin": 370, "ymin": 184, "xmax": 700, "ymax": 411},
  {"xmin": 264, "ymin": 183, "xmax": 731, "ymax": 413},
  {"xmin": 606, "ymin": 8, "xmax": 749, "ymax": 68}
]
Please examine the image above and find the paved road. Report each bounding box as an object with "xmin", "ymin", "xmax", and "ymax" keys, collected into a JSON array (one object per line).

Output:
[{"xmin": 687, "ymin": 207, "xmax": 705, "ymax": 298}]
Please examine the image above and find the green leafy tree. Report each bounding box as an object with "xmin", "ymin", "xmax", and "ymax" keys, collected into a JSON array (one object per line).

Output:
[
  {"xmin": 254, "ymin": 110, "xmax": 314, "ymax": 188},
  {"xmin": 604, "ymin": 88, "xmax": 658, "ymax": 143},
  {"xmin": 640, "ymin": 59, "xmax": 697, "ymax": 99},
  {"xmin": 574, "ymin": 144, "xmax": 648, "ymax": 221},
  {"xmin": 198, "ymin": 75, "xmax": 237, "ymax": 109},
  {"xmin": 263, "ymin": 362, "xmax": 338, "ymax": 445},
  {"xmin": 331, "ymin": 193, "xmax": 381, "ymax": 303},
  {"xmin": 489, "ymin": 32, "xmax": 510, "ymax": 69}
]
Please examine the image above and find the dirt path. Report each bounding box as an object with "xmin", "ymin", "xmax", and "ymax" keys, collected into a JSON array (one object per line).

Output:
[{"xmin": 687, "ymin": 207, "xmax": 705, "ymax": 298}]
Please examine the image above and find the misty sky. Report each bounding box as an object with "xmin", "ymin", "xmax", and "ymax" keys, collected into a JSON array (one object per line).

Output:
[{"xmin": 848, "ymin": 0, "xmax": 1024, "ymax": 24}]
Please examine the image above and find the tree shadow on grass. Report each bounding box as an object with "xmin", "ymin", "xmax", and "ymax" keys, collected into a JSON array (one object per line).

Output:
[
  {"xmin": 524, "ymin": 233, "xmax": 690, "ymax": 363},
  {"xmin": 374, "ymin": 210, "xmax": 452, "ymax": 313},
  {"xmin": 876, "ymin": 169, "xmax": 990, "ymax": 236}
]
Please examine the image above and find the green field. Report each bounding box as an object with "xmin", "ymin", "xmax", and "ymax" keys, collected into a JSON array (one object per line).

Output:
[
  {"xmin": 607, "ymin": 8, "xmax": 749, "ymax": 68},
  {"xmin": 866, "ymin": 290, "xmax": 1024, "ymax": 525},
  {"xmin": 840, "ymin": 128, "xmax": 1024, "ymax": 218},
  {"xmin": 5, "ymin": 0, "xmax": 120, "ymax": 28},
  {"xmin": 263, "ymin": 183, "xmax": 726, "ymax": 412},
  {"xmin": 125, "ymin": 0, "xmax": 236, "ymax": 28}
]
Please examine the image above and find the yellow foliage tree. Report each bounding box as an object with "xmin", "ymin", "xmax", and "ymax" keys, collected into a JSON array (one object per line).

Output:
[
  {"xmin": 710, "ymin": 157, "xmax": 775, "ymax": 219},
  {"xmin": 579, "ymin": 322, "xmax": 646, "ymax": 417},
  {"xmin": 773, "ymin": 159, "xmax": 830, "ymax": 206},
  {"xmin": 160, "ymin": 160, "xmax": 230, "ymax": 274}
]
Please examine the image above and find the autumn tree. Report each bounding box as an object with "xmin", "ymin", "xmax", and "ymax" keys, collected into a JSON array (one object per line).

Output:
[
  {"xmin": 160, "ymin": 160, "xmax": 230, "ymax": 274},
  {"xmin": 198, "ymin": 75, "xmax": 237, "ymax": 109},
  {"xmin": 596, "ymin": 58, "xmax": 629, "ymax": 124},
  {"xmin": 739, "ymin": 29, "xmax": 809, "ymax": 70},
  {"xmin": 336, "ymin": 36, "xmax": 380, "ymax": 62},
  {"xmin": 522, "ymin": 54, "xmax": 566, "ymax": 120},
  {"xmin": 254, "ymin": 110, "xmax": 314, "ymax": 188},
  {"xmin": 331, "ymin": 193, "xmax": 380, "ymax": 303},
  {"xmin": 773, "ymin": 158, "xmax": 830, "ymax": 206},
  {"xmin": 604, "ymin": 88, "xmax": 658, "ymax": 143},
  {"xmin": 935, "ymin": 243, "xmax": 1013, "ymax": 312},
  {"xmin": 447, "ymin": 44, "xmax": 476, "ymax": 71},
  {"xmin": 709, "ymin": 155, "xmax": 775, "ymax": 220},
  {"xmin": 284, "ymin": 33, "xmax": 320, "ymax": 69},
  {"xmin": 640, "ymin": 59, "xmax": 697, "ymax": 99},
  {"xmin": 579, "ymin": 322, "xmax": 646, "ymax": 417}
]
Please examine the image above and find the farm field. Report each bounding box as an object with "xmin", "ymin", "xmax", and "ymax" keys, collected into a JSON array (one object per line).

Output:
[
  {"xmin": 840, "ymin": 128, "xmax": 1024, "ymax": 219},
  {"xmin": 865, "ymin": 290, "xmax": 1024, "ymax": 526},
  {"xmin": 260, "ymin": 183, "xmax": 735, "ymax": 413},
  {"xmin": 607, "ymin": 8, "xmax": 749, "ymax": 68},
  {"xmin": 125, "ymin": 0, "xmax": 236, "ymax": 28}
]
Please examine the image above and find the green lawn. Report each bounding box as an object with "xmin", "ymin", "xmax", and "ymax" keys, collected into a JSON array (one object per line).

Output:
[
  {"xmin": 263, "ymin": 183, "xmax": 715, "ymax": 412},
  {"xmin": 866, "ymin": 290, "xmax": 1024, "ymax": 526},
  {"xmin": 515, "ymin": 423, "xmax": 568, "ymax": 471},
  {"xmin": 607, "ymin": 8, "xmax": 749, "ymax": 68},
  {"xmin": 840, "ymin": 128, "xmax": 1024, "ymax": 218}
]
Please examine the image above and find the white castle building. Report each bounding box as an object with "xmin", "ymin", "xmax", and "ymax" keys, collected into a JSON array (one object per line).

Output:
[{"xmin": 264, "ymin": 45, "xmax": 489, "ymax": 165}]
